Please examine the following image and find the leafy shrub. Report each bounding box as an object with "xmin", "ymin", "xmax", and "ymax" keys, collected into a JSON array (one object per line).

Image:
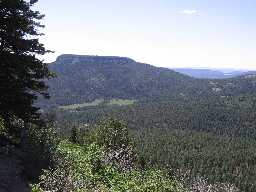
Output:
[
  {"xmin": 89, "ymin": 119, "xmax": 131, "ymax": 149},
  {"xmin": 37, "ymin": 140, "xmax": 180, "ymax": 192},
  {"xmin": 91, "ymin": 119, "xmax": 137, "ymax": 170},
  {"xmin": 21, "ymin": 122, "xmax": 59, "ymax": 181}
]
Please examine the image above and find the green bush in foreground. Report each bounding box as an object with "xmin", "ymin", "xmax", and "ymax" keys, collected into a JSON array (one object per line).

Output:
[{"xmin": 35, "ymin": 140, "xmax": 180, "ymax": 192}]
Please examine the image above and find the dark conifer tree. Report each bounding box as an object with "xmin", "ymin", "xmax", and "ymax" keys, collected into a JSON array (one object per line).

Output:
[{"xmin": 0, "ymin": 0, "xmax": 53, "ymax": 137}]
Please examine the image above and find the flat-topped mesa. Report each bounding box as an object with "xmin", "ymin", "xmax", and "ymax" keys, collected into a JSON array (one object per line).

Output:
[{"xmin": 55, "ymin": 54, "xmax": 136, "ymax": 65}]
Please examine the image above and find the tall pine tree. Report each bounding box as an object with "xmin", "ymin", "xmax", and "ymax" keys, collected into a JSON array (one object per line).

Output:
[{"xmin": 0, "ymin": 0, "xmax": 53, "ymax": 138}]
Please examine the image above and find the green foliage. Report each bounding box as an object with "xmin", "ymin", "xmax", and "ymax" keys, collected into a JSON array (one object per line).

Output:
[
  {"xmin": 21, "ymin": 122, "xmax": 59, "ymax": 181},
  {"xmin": 0, "ymin": 0, "xmax": 53, "ymax": 138},
  {"xmin": 136, "ymin": 128, "xmax": 256, "ymax": 191},
  {"xmin": 39, "ymin": 54, "xmax": 213, "ymax": 108},
  {"xmin": 31, "ymin": 184, "xmax": 42, "ymax": 192},
  {"xmin": 52, "ymin": 95, "xmax": 256, "ymax": 191},
  {"xmin": 69, "ymin": 126, "xmax": 78, "ymax": 143},
  {"xmin": 0, "ymin": 116, "xmax": 5, "ymax": 135},
  {"xmin": 35, "ymin": 54, "xmax": 256, "ymax": 191},
  {"xmin": 39, "ymin": 54, "xmax": 256, "ymax": 111},
  {"xmin": 92, "ymin": 119, "xmax": 131, "ymax": 150},
  {"xmin": 37, "ymin": 140, "xmax": 180, "ymax": 192},
  {"xmin": 80, "ymin": 119, "xmax": 137, "ymax": 171}
]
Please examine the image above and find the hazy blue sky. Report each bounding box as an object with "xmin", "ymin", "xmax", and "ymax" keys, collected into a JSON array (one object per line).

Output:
[{"xmin": 35, "ymin": 0, "xmax": 256, "ymax": 69}]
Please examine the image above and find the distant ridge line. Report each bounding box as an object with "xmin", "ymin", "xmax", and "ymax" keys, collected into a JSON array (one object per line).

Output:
[{"xmin": 56, "ymin": 54, "xmax": 136, "ymax": 63}]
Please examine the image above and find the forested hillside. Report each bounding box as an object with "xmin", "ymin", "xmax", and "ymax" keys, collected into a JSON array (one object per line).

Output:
[
  {"xmin": 52, "ymin": 94, "xmax": 256, "ymax": 191},
  {"xmin": 39, "ymin": 54, "xmax": 211, "ymax": 108},
  {"xmin": 37, "ymin": 54, "xmax": 256, "ymax": 191},
  {"xmin": 40, "ymin": 54, "xmax": 256, "ymax": 110}
]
